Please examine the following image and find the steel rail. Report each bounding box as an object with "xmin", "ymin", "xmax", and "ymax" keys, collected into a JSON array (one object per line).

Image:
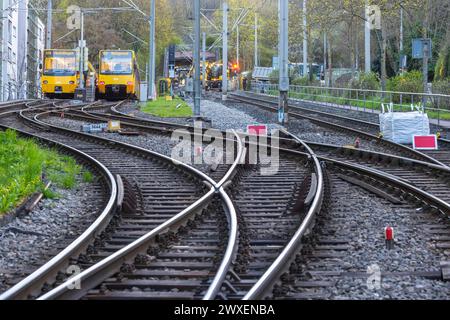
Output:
[
  {"xmin": 203, "ymin": 131, "xmax": 244, "ymax": 300},
  {"xmin": 37, "ymin": 131, "xmax": 244, "ymax": 300},
  {"xmin": 230, "ymin": 92, "xmax": 447, "ymax": 168},
  {"xmin": 243, "ymin": 130, "xmax": 325, "ymax": 300},
  {"xmin": 244, "ymin": 131, "xmax": 450, "ymax": 300},
  {"xmin": 0, "ymin": 125, "xmax": 117, "ymax": 300},
  {"xmin": 15, "ymin": 104, "xmax": 243, "ymax": 300}
]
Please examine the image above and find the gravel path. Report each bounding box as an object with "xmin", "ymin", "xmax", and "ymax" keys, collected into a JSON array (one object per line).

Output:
[{"xmin": 0, "ymin": 176, "xmax": 103, "ymax": 293}]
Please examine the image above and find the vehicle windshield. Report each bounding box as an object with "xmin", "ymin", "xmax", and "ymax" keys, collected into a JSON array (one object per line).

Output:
[
  {"xmin": 211, "ymin": 65, "xmax": 222, "ymax": 78},
  {"xmin": 43, "ymin": 51, "xmax": 77, "ymax": 76},
  {"xmin": 100, "ymin": 51, "xmax": 133, "ymax": 75}
]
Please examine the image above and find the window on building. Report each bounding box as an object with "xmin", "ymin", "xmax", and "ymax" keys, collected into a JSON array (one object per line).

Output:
[
  {"xmin": 8, "ymin": 48, "xmax": 12, "ymax": 61},
  {"xmin": 8, "ymin": 21, "xmax": 12, "ymax": 44},
  {"xmin": 13, "ymin": 26, "xmax": 17, "ymax": 38}
]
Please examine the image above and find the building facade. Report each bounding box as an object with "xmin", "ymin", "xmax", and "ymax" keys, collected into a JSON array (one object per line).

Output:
[
  {"xmin": 1, "ymin": 0, "xmax": 44, "ymax": 101},
  {"xmin": 1, "ymin": 0, "xmax": 19, "ymax": 101}
]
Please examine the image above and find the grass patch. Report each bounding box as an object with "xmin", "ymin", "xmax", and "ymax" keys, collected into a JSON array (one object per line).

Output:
[
  {"xmin": 0, "ymin": 129, "xmax": 83, "ymax": 215},
  {"xmin": 141, "ymin": 96, "xmax": 193, "ymax": 118},
  {"xmin": 82, "ymin": 171, "xmax": 94, "ymax": 183}
]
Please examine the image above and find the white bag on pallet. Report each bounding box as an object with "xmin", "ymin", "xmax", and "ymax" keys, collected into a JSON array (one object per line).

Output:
[{"xmin": 379, "ymin": 103, "xmax": 430, "ymax": 144}]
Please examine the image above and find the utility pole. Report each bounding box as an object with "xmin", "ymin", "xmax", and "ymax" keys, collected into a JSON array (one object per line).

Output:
[
  {"xmin": 422, "ymin": 1, "xmax": 430, "ymax": 107},
  {"xmin": 279, "ymin": 0, "xmax": 289, "ymax": 125},
  {"xmin": 46, "ymin": 0, "xmax": 52, "ymax": 48},
  {"xmin": 399, "ymin": 7, "xmax": 404, "ymax": 73},
  {"xmin": 364, "ymin": 0, "xmax": 371, "ymax": 73},
  {"xmin": 254, "ymin": 13, "xmax": 258, "ymax": 67},
  {"xmin": 302, "ymin": 0, "xmax": 308, "ymax": 77},
  {"xmin": 148, "ymin": 0, "xmax": 156, "ymax": 100},
  {"xmin": 79, "ymin": 10, "xmax": 85, "ymax": 89},
  {"xmin": 193, "ymin": 0, "xmax": 201, "ymax": 115},
  {"xmin": 202, "ymin": 32, "xmax": 206, "ymax": 90},
  {"xmin": 222, "ymin": 1, "xmax": 228, "ymax": 101},
  {"xmin": 323, "ymin": 32, "xmax": 327, "ymax": 80},
  {"xmin": 236, "ymin": 25, "xmax": 240, "ymax": 69}
]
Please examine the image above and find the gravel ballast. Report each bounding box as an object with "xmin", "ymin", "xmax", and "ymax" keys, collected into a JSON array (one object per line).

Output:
[
  {"xmin": 289, "ymin": 175, "xmax": 450, "ymax": 300},
  {"xmin": 0, "ymin": 176, "xmax": 104, "ymax": 293}
]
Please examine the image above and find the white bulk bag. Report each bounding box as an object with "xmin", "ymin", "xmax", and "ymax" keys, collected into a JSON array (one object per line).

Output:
[{"xmin": 379, "ymin": 103, "xmax": 430, "ymax": 144}]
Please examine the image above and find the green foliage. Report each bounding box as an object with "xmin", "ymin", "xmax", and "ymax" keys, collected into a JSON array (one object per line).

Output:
[
  {"xmin": 42, "ymin": 188, "xmax": 60, "ymax": 200},
  {"xmin": 350, "ymin": 72, "xmax": 381, "ymax": 91},
  {"xmin": 268, "ymin": 69, "xmax": 296, "ymax": 84},
  {"xmin": 432, "ymin": 79, "xmax": 450, "ymax": 95},
  {"xmin": 434, "ymin": 48, "xmax": 450, "ymax": 81},
  {"xmin": 387, "ymin": 71, "xmax": 423, "ymax": 94},
  {"xmin": 141, "ymin": 97, "xmax": 193, "ymax": 118},
  {"xmin": 82, "ymin": 171, "xmax": 94, "ymax": 183},
  {"xmin": 0, "ymin": 130, "xmax": 84, "ymax": 215},
  {"xmin": 291, "ymin": 76, "xmax": 320, "ymax": 86}
]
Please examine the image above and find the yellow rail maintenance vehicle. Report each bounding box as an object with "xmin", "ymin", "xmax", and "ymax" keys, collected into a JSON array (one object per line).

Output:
[
  {"xmin": 97, "ymin": 50, "xmax": 140, "ymax": 100},
  {"xmin": 206, "ymin": 62, "xmax": 230, "ymax": 90},
  {"xmin": 41, "ymin": 49, "xmax": 78, "ymax": 99}
]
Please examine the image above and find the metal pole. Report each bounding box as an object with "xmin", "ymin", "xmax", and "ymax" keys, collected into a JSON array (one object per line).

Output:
[
  {"xmin": 303, "ymin": 0, "xmax": 308, "ymax": 77},
  {"xmin": 422, "ymin": 1, "xmax": 429, "ymax": 107},
  {"xmin": 79, "ymin": 11, "xmax": 85, "ymax": 89},
  {"xmin": 279, "ymin": 0, "xmax": 289, "ymax": 125},
  {"xmin": 254, "ymin": 13, "xmax": 258, "ymax": 67},
  {"xmin": 400, "ymin": 7, "xmax": 404, "ymax": 73},
  {"xmin": 222, "ymin": 1, "xmax": 228, "ymax": 101},
  {"xmin": 423, "ymin": 39, "xmax": 429, "ymax": 107},
  {"xmin": 202, "ymin": 32, "xmax": 206, "ymax": 89},
  {"xmin": 364, "ymin": 0, "xmax": 371, "ymax": 73},
  {"xmin": 323, "ymin": 32, "xmax": 327, "ymax": 79},
  {"xmin": 193, "ymin": 0, "xmax": 201, "ymax": 115},
  {"xmin": 46, "ymin": 0, "xmax": 52, "ymax": 49},
  {"xmin": 148, "ymin": 0, "xmax": 156, "ymax": 100},
  {"xmin": 237, "ymin": 25, "xmax": 240, "ymax": 69}
]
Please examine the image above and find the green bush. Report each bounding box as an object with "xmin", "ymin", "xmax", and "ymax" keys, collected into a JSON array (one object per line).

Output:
[
  {"xmin": 268, "ymin": 69, "xmax": 296, "ymax": 84},
  {"xmin": 291, "ymin": 76, "xmax": 320, "ymax": 86},
  {"xmin": 269, "ymin": 69, "xmax": 279, "ymax": 84},
  {"xmin": 387, "ymin": 71, "xmax": 424, "ymax": 103},
  {"xmin": 350, "ymin": 72, "xmax": 380, "ymax": 91},
  {"xmin": 387, "ymin": 71, "xmax": 423, "ymax": 93},
  {"xmin": 432, "ymin": 79, "xmax": 450, "ymax": 95}
]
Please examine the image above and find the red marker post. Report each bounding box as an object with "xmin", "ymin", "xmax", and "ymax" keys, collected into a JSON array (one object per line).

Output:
[
  {"xmin": 385, "ymin": 226, "xmax": 395, "ymax": 250},
  {"xmin": 247, "ymin": 124, "xmax": 268, "ymax": 136}
]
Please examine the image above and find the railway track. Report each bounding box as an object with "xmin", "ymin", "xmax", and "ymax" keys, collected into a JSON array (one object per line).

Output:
[
  {"xmin": 0, "ymin": 100, "xmax": 117, "ymax": 299},
  {"xmin": 58, "ymin": 101, "xmax": 450, "ymax": 214},
  {"xmin": 1, "ymin": 99, "xmax": 449, "ymax": 300},
  {"xmin": 0, "ymin": 101, "xmax": 231, "ymax": 300},
  {"xmin": 241, "ymin": 133, "xmax": 450, "ymax": 300},
  {"xmin": 229, "ymin": 91, "xmax": 450, "ymax": 168}
]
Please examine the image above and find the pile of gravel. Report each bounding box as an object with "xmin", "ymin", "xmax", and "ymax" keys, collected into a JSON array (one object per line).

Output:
[{"xmin": 0, "ymin": 177, "xmax": 103, "ymax": 293}]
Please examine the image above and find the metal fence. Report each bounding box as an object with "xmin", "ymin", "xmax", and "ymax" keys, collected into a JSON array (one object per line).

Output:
[{"xmin": 250, "ymin": 81, "xmax": 450, "ymax": 127}]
